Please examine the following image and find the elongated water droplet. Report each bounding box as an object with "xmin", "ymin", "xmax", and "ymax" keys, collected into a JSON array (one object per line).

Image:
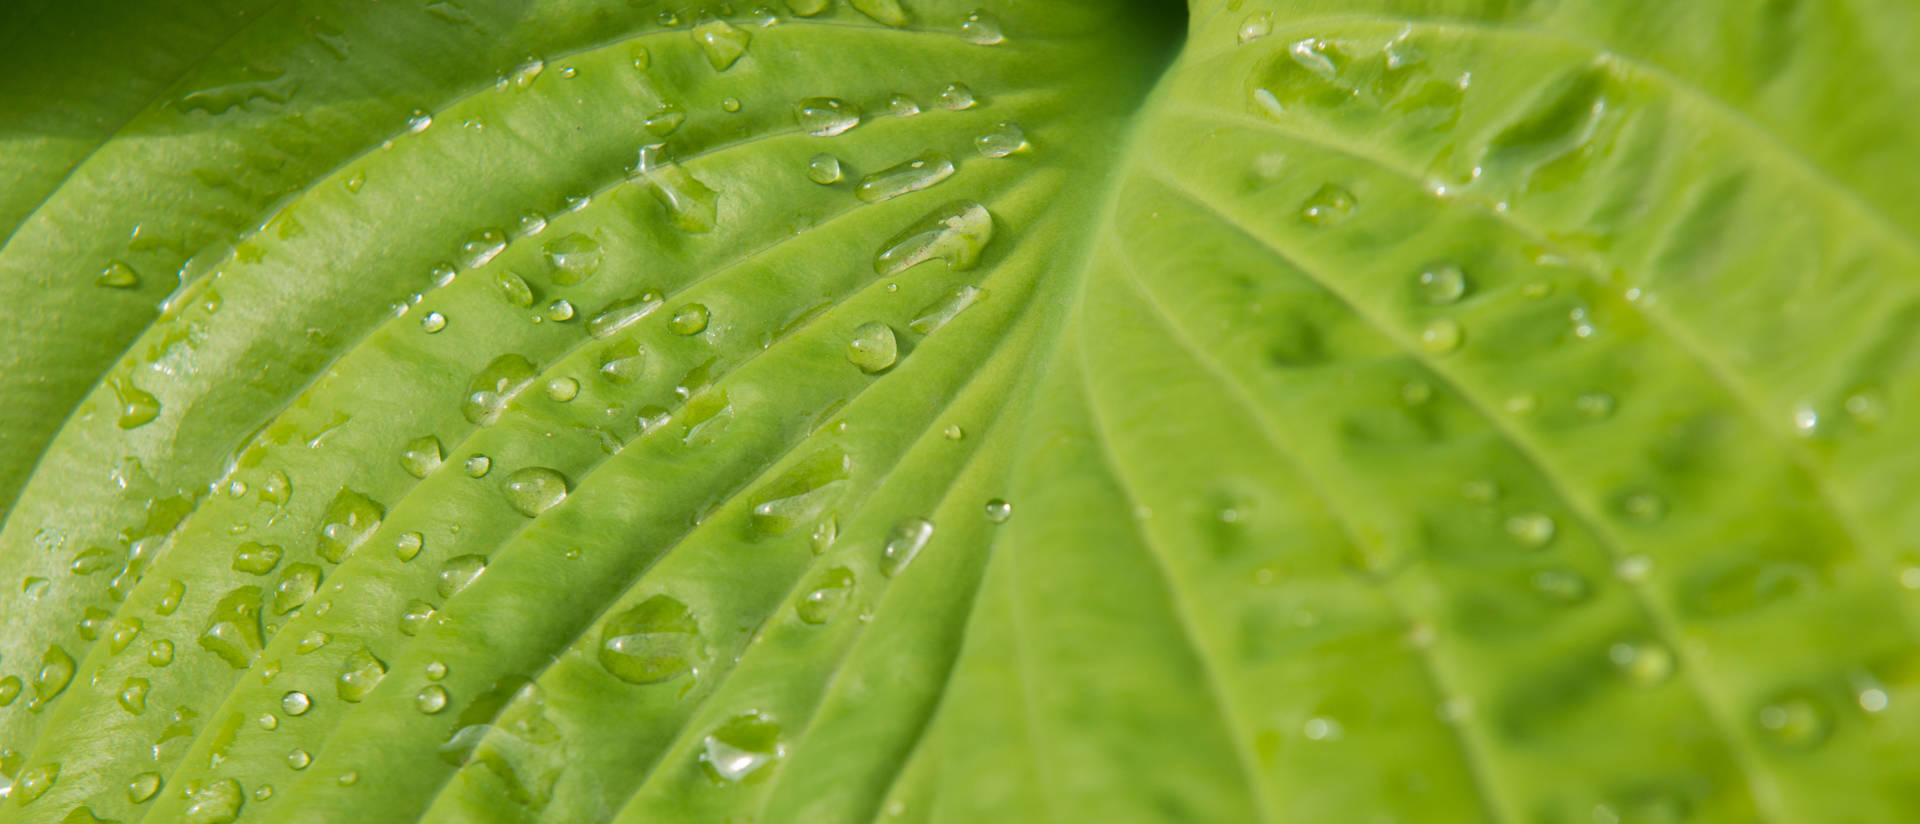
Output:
[
  {"xmin": 544, "ymin": 233, "xmax": 602, "ymax": 284},
  {"xmin": 296, "ymin": 630, "xmax": 331, "ymax": 654},
  {"xmin": 589, "ymin": 292, "xmax": 664, "ymax": 339},
  {"xmin": 459, "ymin": 228, "xmax": 507, "ymax": 269},
  {"xmin": 637, "ymin": 143, "xmax": 719, "ymax": 233},
  {"xmin": 231, "ymin": 541, "xmax": 283, "ymax": 575},
  {"xmin": 1238, "ymin": 12, "xmax": 1274, "ymax": 43},
  {"xmin": 909, "ymin": 286, "xmax": 983, "ymax": 334},
  {"xmin": 875, "ymin": 201, "xmax": 993, "ymax": 276},
  {"xmin": 494, "ymin": 270, "xmax": 535, "ymax": 307},
  {"xmin": 856, "ymin": 151, "xmax": 955, "ymax": 203},
  {"xmin": 337, "ymin": 647, "xmax": 388, "ymax": 702},
  {"xmin": 691, "ymin": 18, "xmax": 751, "ymax": 70},
  {"xmin": 502, "ymin": 467, "xmax": 569, "ymax": 517},
  {"xmin": 14, "ymin": 762, "xmax": 58, "ymax": 803},
  {"xmin": 645, "ymin": 102, "xmax": 687, "ymax": 136},
  {"xmin": 796, "ymin": 97, "xmax": 860, "ymax": 137},
  {"xmin": 880, "ymin": 518, "xmax": 933, "ymax": 577}
]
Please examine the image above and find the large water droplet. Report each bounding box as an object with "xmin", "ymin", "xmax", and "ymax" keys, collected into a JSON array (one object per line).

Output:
[
  {"xmin": 459, "ymin": 228, "xmax": 508, "ymax": 269},
  {"xmin": 231, "ymin": 541, "xmax": 283, "ymax": 575},
  {"xmin": 543, "ymin": 233, "xmax": 603, "ymax": 284},
  {"xmin": 846, "ymin": 322, "xmax": 898, "ymax": 373},
  {"xmin": 462, "ymin": 354, "xmax": 539, "ymax": 426},
  {"xmin": 974, "ymin": 122, "xmax": 1028, "ymax": 158},
  {"xmin": 417, "ymin": 684, "xmax": 450, "ymax": 714},
  {"xmin": 960, "ymin": 10, "xmax": 1005, "ymax": 45},
  {"xmin": 281, "ymin": 691, "xmax": 311, "ymax": 716},
  {"xmin": 855, "ymin": 151, "xmax": 955, "ymax": 203},
  {"xmin": 589, "ymin": 292, "xmax": 664, "ymax": 339},
  {"xmin": 399, "ymin": 599, "xmax": 437, "ymax": 636},
  {"xmin": 796, "ymin": 97, "xmax": 860, "ymax": 137},
  {"xmin": 182, "ymin": 777, "xmax": 243, "ymax": 823},
  {"xmin": 316, "ymin": 488, "xmax": 384, "ymax": 562},
  {"xmin": 1416, "ymin": 262, "xmax": 1467, "ymax": 304},
  {"xmin": 128, "ymin": 771, "xmax": 162, "ymax": 803},
  {"xmin": 875, "ymin": 201, "xmax": 994, "ymax": 276},
  {"xmin": 701, "ymin": 711, "xmax": 786, "ymax": 783},
  {"xmin": 807, "ymin": 153, "xmax": 843, "ymax": 184},
  {"xmin": 1299, "ymin": 183, "xmax": 1356, "ymax": 227},
  {"xmin": 337, "ymin": 647, "xmax": 389, "ymax": 702},
  {"xmin": 198, "ymin": 587, "xmax": 264, "ymax": 668},
  {"xmin": 272, "ymin": 563, "xmax": 321, "ymax": 614},
  {"xmin": 502, "ymin": 467, "xmax": 569, "ymax": 517},
  {"xmin": 669, "ymin": 303, "xmax": 711, "ymax": 335},
  {"xmin": 97, "ymin": 260, "xmax": 141, "ymax": 289},
  {"xmin": 599, "ymin": 595, "xmax": 701, "ymax": 684},
  {"xmin": 111, "ymin": 373, "xmax": 162, "ymax": 429},
  {"xmin": 880, "ymin": 518, "xmax": 934, "ymax": 577},
  {"xmin": 119, "ymin": 677, "xmax": 150, "ymax": 715},
  {"xmin": 400, "ymin": 435, "xmax": 444, "ymax": 478}
]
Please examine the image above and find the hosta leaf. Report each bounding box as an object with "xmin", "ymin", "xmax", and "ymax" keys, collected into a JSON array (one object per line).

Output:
[{"xmin": 4, "ymin": 1, "xmax": 1920, "ymax": 822}]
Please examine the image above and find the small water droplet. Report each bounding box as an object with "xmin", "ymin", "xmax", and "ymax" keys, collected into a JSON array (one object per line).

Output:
[
  {"xmin": 1608, "ymin": 640, "xmax": 1675, "ymax": 685},
  {"xmin": 129, "ymin": 771, "xmax": 162, "ymax": 802},
  {"xmin": 1238, "ymin": 12, "xmax": 1273, "ymax": 43},
  {"xmin": 281, "ymin": 691, "xmax": 312, "ymax": 717},
  {"xmin": 701, "ymin": 711, "xmax": 787, "ymax": 783},
  {"xmin": 407, "ymin": 109, "xmax": 433, "ymax": 134},
  {"xmin": 502, "ymin": 467, "xmax": 569, "ymax": 517},
  {"xmin": 232, "ymin": 541, "xmax": 284, "ymax": 575},
  {"xmin": 1792, "ymin": 405, "xmax": 1820, "ymax": 436},
  {"xmin": 984, "ymin": 498, "xmax": 1012, "ymax": 523},
  {"xmin": 544, "ymin": 233, "xmax": 603, "ymax": 284},
  {"xmin": 118, "ymin": 677, "xmax": 150, "ymax": 715},
  {"xmin": 458, "ymin": 228, "xmax": 507, "ymax": 269},
  {"xmin": 691, "ymin": 18, "xmax": 751, "ymax": 70},
  {"xmin": 416, "ymin": 684, "xmax": 449, "ymax": 714},
  {"xmin": 807, "ymin": 153, "xmax": 843, "ymax": 184},
  {"xmin": 1299, "ymin": 183, "xmax": 1356, "ymax": 227},
  {"xmin": 148, "ymin": 639, "xmax": 175, "ymax": 666},
  {"xmin": 1859, "ymin": 687, "xmax": 1890, "ymax": 713},
  {"xmin": 1417, "ymin": 318, "xmax": 1463, "ymax": 354},
  {"xmin": 886, "ymin": 93, "xmax": 921, "ymax": 117},
  {"xmin": 846, "ymin": 322, "xmax": 898, "ymax": 373},
  {"xmin": 257, "ymin": 711, "xmax": 279, "ymax": 730},
  {"xmin": 1504, "ymin": 513, "xmax": 1555, "ymax": 548},
  {"xmin": 399, "ymin": 599, "xmax": 437, "ymax": 636},
  {"xmin": 669, "ymin": 303, "xmax": 712, "ymax": 335},
  {"xmin": 937, "ymin": 82, "xmax": 977, "ymax": 110},
  {"xmin": 437, "ymin": 555, "xmax": 488, "ymax": 597},
  {"xmin": 420, "ymin": 311, "xmax": 447, "ymax": 333},
  {"xmin": 425, "ymin": 660, "xmax": 449, "ymax": 681},
  {"xmin": 1416, "ymin": 262, "xmax": 1466, "ymax": 304},
  {"xmin": 1302, "ymin": 715, "xmax": 1342, "ymax": 740},
  {"xmin": 286, "ymin": 749, "xmax": 311, "ymax": 770},
  {"xmin": 97, "ymin": 260, "xmax": 141, "ymax": 289},
  {"xmin": 337, "ymin": 647, "xmax": 388, "ymax": 702},
  {"xmin": 463, "ymin": 354, "xmax": 538, "ymax": 426},
  {"xmin": 545, "ymin": 377, "xmax": 580, "ymax": 402},
  {"xmin": 272, "ymin": 564, "xmax": 321, "ymax": 614},
  {"xmin": 296, "ymin": 630, "xmax": 331, "ymax": 653},
  {"xmin": 974, "ymin": 122, "xmax": 1028, "ymax": 158},
  {"xmin": 345, "ymin": 171, "xmax": 366, "ymax": 194},
  {"xmin": 943, "ymin": 424, "xmax": 965, "ymax": 440},
  {"xmin": 1755, "ymin": 691, "xmax": 1831, "ymax": 751},
  {"xmin": 644, "ymin": 102, "xmax": 687, "ymax": 136},
  {"xmin": 494, "ymin": 270, "xmax": 534, "ymax": 308},
  {"xmin": 880, "ymin": 518, "xmax": 934, "ymax": 577},
  {"xmin": 599, "ymin": 595, "xmax": 701, "ymax": 684},
  {"xmin": 960, "ymin": 9, "xmax": 1005, "ymax": 44},
  {"xmin": 110, "ymin": 373, "xmax": 162, "ymax": 429},
  {"xmin": 399, "ymin": 435, "xmax": 444, "ymax": 479},
  {"xmin": 464, "ymin": 455, "xmax": 493, "ymax": 478},
  {"xmin": 796, "ymin": 568, "xmax": 855, "ymax": 624},
  {"xmin": 796, "ymin": 97, "xmax": 860, "ymax": 137}
]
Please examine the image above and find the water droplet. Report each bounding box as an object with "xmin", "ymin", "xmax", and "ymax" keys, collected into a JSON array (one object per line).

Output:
[
  {"xmin": 199, "ymin": 586, "xmax": 264, "ymax": 668},
  {"xmin": 875, "ymin": 200, "xmax": 993, "ymax": 276},
  {"xmin": 796, "ymin": 567, "xmax": 855, "ymax": 624},
  {"xmin": 1530, "ymin": 568, "xmax": 1590, "ymax": 604},
  {"xmin": 850, "ymin": 0, "xmax": 910, "ymax": 26},
  {"xmin": 880, "ymin": 518, "xmax": 934, "ymax": 577},
  {"xmin": 960, "ymin": 10, "xmax": 1005, "ymax": 44},
  {"xmin": 856, "ymin": 151, "xmax": 956, "ymax": 203},
  {"xmin": 720, "ymin": 96, "xmax": 742, "ymax": 113},
  {"xmin": 316, "ymin": 488, "xmax": 384, "ymax": 562},
  {"xmin": 984, "ymin": 498, "xmax": 1012, "ymax": 523},
  {"xmin": 407, "ymin": 109, "xmax": 434, "ymax": 133},
  {"xmin": 642, "ymin": 102, "xmax": 687, "ymax": 136},
  {"xmin": 463, "ymin": 354, "xmax": 538, "ymax": 426},
  {"xmin": 14, "ymin": 762, "xmax": 58, "ymax": 804},
  {"xmin": 425, "ymin": 660, "xmax": 449, "ymax": 680},
  {"xmin": 937, "ymin": 82, "xmax": 977, "ymax": 110},
  {"xmin": 97, "ymin": 260, "xmax": 141, "ymax": 289},
  {"xmin": 280, "ymin": 692, "xmax": 313, "ymax": 719},
  {"xmin": 110, "ymin": 373, "xmax": 162, "ymax": 429},
  {"xmin": 544, "ymin": 233, "xmax": 603, "ymax": 284},
  {"xmin": 1299, "ymin": 183, "xmax": 1356, "ymax": 227},
  {"xmin": 1792, "ymin": 405, "xmax": 1820, "ymax": 436},
  {"xmin": 129, "ymin": 771, "xmax": 162, "ymax": 803},
  {"xmin": 637, "ymin": 143, "xmax": 719, "ymax": 233},
  {"xmin": 0, "ymin": 675, "xmax": 17, "ymax": 706},
  {"xmin": 272, "ymin": 563, "xmax": 321, "ymax": 614},
  {"xmin": 669, "ymin": 303, "xmax": 711, "ymax": 335},
  {"xmin": 974, "ymin": 122, "xmax": 1027, "ymax": 158},
  {"xmin": 599, "ymin": 595, "xmax": 701, "ymax": 684},
  {"xmin": 398, "ymin": 599, "xmax": 438, "ymax": 636},
  {"xmin": 1417, "ymin": 318, "xmax": 1463, "ymax": 354},
  {"xmin": 502, "ymin": 467, "xmax": 569, "ymax": 517},
  {"xmin": 230, "ymin": 541, "xmax": 283, "ymax": 576},
  {"xmin": 1238, "ymin": 12, "xmax": 1273, "ymax": 43},
  {"xmin": 545, "ymin": 299, "xmax": 575, "ymax": 323},
  {"xmin": 296, "ymin": 630, "xmax": 331, "ymax": 654},
  {"xmin": 345, "ymin": 171, "xmax": 366, "ymax": 193},
  {"xmin": 807, "ymin": 153, "xmax": 843, "ymax": 184},
  {"xmin": 437, "ymin": 555, "xmax": 488, "ymax": 597},
  {"xmin": 691, "ymin": 18, "xmax": 751, "ymax": 70},
  {"xmin": 493, "ymin": 270, "xmax": 534, "ymax": 308},
  {"xmin": 420, "ymin": 311, "xmax": 447, "ymax": 333},
  {"xmin": 1620, "ymin": 491, "xmax": 1665, "ymax": 522},
  {"xmin": 1859, "ymin": 687, "xmax": 1890, "ymax": 713},
  {"xmin": 516, "ymin": 210, "xmax": 548, "ymax": 236},
  {"xmin": 1576, "ymin": 391, "xmax": 1615, "ymax": 419},
  {"xmin": 700, "ymin": 711, "xmax": 786, "ymax": 783},
  {"xmin": 1303, "ymin": 716, "xmax": 1343, "ymax": 740},
  {"xmin": 337, "ymin": 647, "xmax": 389, "ymax": 702},
  {"xmin": 416, "ymin": 684, "xmax": 450, "ymax": 714},
  {"xmin": 261, "ymin": 470, "xmax": 291, "ymax": 505},
  {"xmin": 458, "ymin": 228, "xmax": 507, "ymax": 269},
  {"xmin": 796, "ymin": 97, "xmax": 860, "ymax": 136},
  {"xmin": 943, "ymin": 424, "xmax": 965, "ymax": 440},
  {"xmin": 1608, "ymin": 640, "xmax": 1675, "ymax": 685},
  {"xmin": 886, "ymin": 93, "xmax": 921, "ymax": 117},
  {"xmin": 1416, "ymin": 262, "xmax": 1466, "ymax": 304},
  {"xmin": 119, "ymin": 677, "xmax": 150, "ymax": 714},
  {"xmin": 184, "ymin": 777, "xmax": 242, "ymax": 823},
  {"xmin": 396, "ymin": 437, "xmax": 445, "ymax": 482},
  {"xmin": 286, "ymin": 749, "xmax": 311, "ymax": 770},
  {"xmin": 148, "ymin": 640, "xmax": 175, "ymax": 666},
  {"xmin": 589, "ymin": 292, "xmax": 664, "ymax": 339},
  {"xmin": 1756, "ymin": 691, "xmax": 1831, "ymax": 751},
  {"xmin": 846, "ymin": 322, "xmax": 898, "ymax": 373},
  {"xmin": 1504, "ymin": 513, "xmax": 1555, "ymax": 548},
  {"xmin": 544, "ymin": 377, "xmax": 580, "ymax": 403},
  {"xmin": 464, "ymin": 455, "xmax": 493, "ymax": 478},
  {"xmin": 337, "ymin": 771, "xmax": 358, "ymax": 786},
  {"xmin": 157, "ymin": 578, "xmax": 186, "ymax": 615}
]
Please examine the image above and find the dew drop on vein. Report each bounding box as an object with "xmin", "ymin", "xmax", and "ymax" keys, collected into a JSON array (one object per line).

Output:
[
  {"xmin": 701, "ymin": 711, "xmax": 786, "ymax": 783},
  {"xmin": 875, "ymin": 201, "xmax": 994, "ymax": 276},
  {"xmin": 796, "ymin": 97, "xmax": 860, "ymax": 137},
  {"xmin": 880, "ymin": 518, "xmax": 934, "ymax": 577}
]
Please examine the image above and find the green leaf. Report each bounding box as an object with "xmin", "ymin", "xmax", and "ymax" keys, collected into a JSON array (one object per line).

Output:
[{"xmin": 4, "ymin": 1, "xmax": 1920, "ymax": 822}]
